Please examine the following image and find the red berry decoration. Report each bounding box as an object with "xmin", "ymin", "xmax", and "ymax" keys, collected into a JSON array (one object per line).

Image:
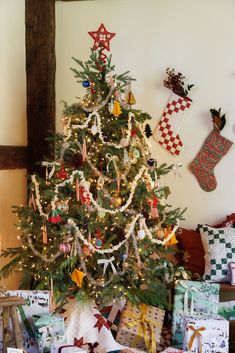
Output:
[{"xmin": 48, "ymin": 209, "xmax": 63, "ymax": 224}]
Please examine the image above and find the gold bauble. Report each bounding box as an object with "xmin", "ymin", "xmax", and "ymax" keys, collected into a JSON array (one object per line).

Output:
[
  {"xmin": 111, "ymin": 195, "xmax": 123, "ymax": 207},
  {"xmin": 81, "ymin": 93, "xmax": 101, "ymax": 108},
  {"xmin": 157, "ymin": 229, "xmax": 165, "ymax": 240}
]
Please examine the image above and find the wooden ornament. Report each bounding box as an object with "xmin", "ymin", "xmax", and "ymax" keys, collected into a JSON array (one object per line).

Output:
[{"xmin": 112, "ymin": 100, "xmax": 122, "ymax": 117}]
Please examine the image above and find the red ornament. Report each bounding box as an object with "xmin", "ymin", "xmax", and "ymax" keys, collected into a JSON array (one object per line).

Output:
[
  {"xmin": 82, "ymin": 244, "xmax": 92, "ymax": 257},
  {"xmin": 79, "ymin": 186, "xmax": 91, "ymax": 205},
  {"xmin": 131, "ymin": 128, "xmax": 138, "ymax": 137},
  {"xmin": 88, "ymin": 23, "xmax": 115, "ymax": 52},
  {"xmin": 56, "ymin": 166, "xmax": 69, "ymax": 180},
  {"xmin": 48, "ymin": 210, "xmax": 63, "ymax": 224}
]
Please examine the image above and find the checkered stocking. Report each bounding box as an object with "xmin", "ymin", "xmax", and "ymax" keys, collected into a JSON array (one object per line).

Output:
[
  {"xmin": 154, "ymin": 93, "xmax": 192, "ymax": 156},
  {"xmin": 190, "ymin": 130, "xmax": 233, "ymax": 192}
]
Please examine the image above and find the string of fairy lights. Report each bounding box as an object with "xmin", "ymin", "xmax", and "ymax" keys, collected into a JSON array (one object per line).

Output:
[{"xmin": 19, "ymin": 94, "xmax": 180, "ymax": 287}]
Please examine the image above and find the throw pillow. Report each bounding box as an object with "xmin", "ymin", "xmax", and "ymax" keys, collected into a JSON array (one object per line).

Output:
[
  {"xmin": 214, "ymin": 213, "xmax": 235, "ymax": 228},
  {"xmin": 198, "ymin": 225, "xmax": 235, "ymax": 282},
  {"xmin": 176, "ymin": 228, "xmax": 205, "ymax": 276}
]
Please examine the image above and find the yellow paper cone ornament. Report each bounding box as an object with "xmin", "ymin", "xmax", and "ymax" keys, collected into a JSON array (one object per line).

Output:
[
  {"xmin": 112, "ymin": 100, "xmax": 122, "ymax": 117},
  {"xmin": 164, "ymin": 227, "xmax": 178, "ymax": 246},
  {"xmin": 126, "ymin": 90, "xmax": 136, "ymax": 105},
  {"xmin": 71, "ymin": 268, "xmax": 85, "ymax": 287}
]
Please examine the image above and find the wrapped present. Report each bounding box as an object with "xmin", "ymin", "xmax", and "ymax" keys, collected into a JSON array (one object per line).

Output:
[
  {"xmin": 156, "ymin": 326, "xmax": 172, "ymax": 353},
  {"xmin": 171, "ymin": 280, "xmax": 220, "ymax": 348},
  {"xmin": 115, "ymin": 301, "xmax": 165, "ymax": 353},
  {"xmin": 182, "ymin": 315, "xmax": 229, "ymax": 353},
  {"xmin": 50, "ymin": 342, "xmax": 87, "ymax": 353},
  {"xmin": 161, "ymin": 348, "xmax": 187, "ymax": 353},
  {"xmin": 100, "ymin": 300, "xmax": 126, "ymax": 336},
  {"xmin": 0, "ymin": 290, "xmax": 50, "ymax": 353},
  {"xmin": 33, "ymin": 313, "xmax": 65, "ymax": 353}
]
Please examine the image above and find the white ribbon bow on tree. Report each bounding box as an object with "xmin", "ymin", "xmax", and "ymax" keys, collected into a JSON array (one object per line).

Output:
[
  {"xmin": 42, "ymin": 161, "xmax": 60, "ymax": 179},
  {"xmin": 106, "ymin": 153, "xmax": 119, "ymax": 173},
  {"xmin": 97, "ymin": 256, "xmax": 117, "ymax": 276}
]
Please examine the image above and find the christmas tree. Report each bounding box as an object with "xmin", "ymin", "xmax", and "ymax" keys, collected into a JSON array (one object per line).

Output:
[{"xmin": 0, "ymin": 24, "xmax": 186, "ymax": 309}]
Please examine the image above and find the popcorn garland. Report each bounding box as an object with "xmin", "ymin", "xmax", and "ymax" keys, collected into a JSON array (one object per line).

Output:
[
  {"xmin": 25, "ymin": 210, "xmax": 178, "ymax": 265},
  {"xmin": 77, "ymin": 238, "xmax": 128, "ymax": 287},
  {"xmin": 32, "ymin": 165, "xmax": 155, "ymax": 218},
  {"xmin": 66, "ymin": 111, "xmax": 134, "ymax": 150},
  {"xmin": 27, "ymin": 235, "xmax": 62, "ymax": 263},
  {"xmin": 68, "ymin": 213, "xmax": 140, "ymax": 254},
  {"xmin": 49, "ymin": 167, "xmax": 146, "ymax": 214},
  {"xmin": 31, "ymin": 175, "xmax": 48, "ymax": 219}
]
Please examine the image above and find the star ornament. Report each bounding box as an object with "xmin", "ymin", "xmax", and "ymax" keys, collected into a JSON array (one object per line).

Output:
[{"xmin": 88, "ymin": 23, "xmax": 116, "ymax": 51}]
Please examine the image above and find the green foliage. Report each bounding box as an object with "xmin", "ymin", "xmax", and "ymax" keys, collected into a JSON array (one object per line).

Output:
[{"xmin": 0, "ymin": 48, "xmax": 188, "ymax": 309}]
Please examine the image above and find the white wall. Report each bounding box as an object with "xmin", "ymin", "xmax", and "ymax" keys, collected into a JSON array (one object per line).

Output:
[
  {"xmin": 56, "ymin": 0, "xmax": 235, "ymax": 229},
  {"xmin": 0, "ymin": 0, "xmax": 26, "ymax": 288}
]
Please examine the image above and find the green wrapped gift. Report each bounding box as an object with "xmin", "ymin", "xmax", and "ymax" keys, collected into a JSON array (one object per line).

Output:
[
  {"xmin": 172, "ymin": 280, "xmax": 220, "ymax": 348},
  {"xmin": 33, "ymin": 313, "xmax": 65, "ymax": 353}
]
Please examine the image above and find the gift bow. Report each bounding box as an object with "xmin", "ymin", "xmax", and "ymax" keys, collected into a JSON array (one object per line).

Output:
[
  {"xmin": 42, "ymin": 161, "xmax": 60, "ymax": 179},
  {"xmin": 38, "ymin": 325, "xmax": 54, "ymax": 348},
  {"xmin": 126, "ymin": 303, "xmax": 160, "ymax": 353},
  {"xmin": 106, "ymin": 153, "xmax": 119, "ymax": 173},
  {"xmin": 188, "ymin": 325, "xmax": 206, "ymax": 353},
  {"xmin": 97, "ymin": 256, "xmax": 117, "ymax": 276},
  {"xmin": 179, "ymin": 281, "xmax": 199, "ymax": 315}
]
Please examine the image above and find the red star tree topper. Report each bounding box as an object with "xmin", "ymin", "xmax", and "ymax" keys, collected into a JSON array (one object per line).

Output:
[{"xmin": 88, "ymin": 23, "xmax": 116, "ymax": 51}]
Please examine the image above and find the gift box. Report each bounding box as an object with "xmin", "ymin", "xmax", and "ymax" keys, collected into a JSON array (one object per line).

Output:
[
  {"xmin": 161, "ymin": 348, "xmax": 187, "ymax": 353},
  {"xmin": 115, "ymin": 301, "xmax": 165, "ymax": 353},
  {"xmin": 156, "ymin": 326, "xmax": 172, "ymax": 353},
  {"xmin": 171, "ymin": 280, "xmax": 220, "ymax": 348},
  {"xmin": 50, "ymin": 343, "xmax": 87, "ymax": 353},
  {"xmin": 100, "ymin": 300, "xmax": 126, "ymax": 336},
  {"xmin": 182, "ymin": 315, "xmax": 229, "ymax": 353},
  {"xmin": 0, "ymin": 290, "xmax": 50, "ymax": 353},
  {"xmin": 33, "ymin": 313, "xmax": 65, "ymax": 353}
]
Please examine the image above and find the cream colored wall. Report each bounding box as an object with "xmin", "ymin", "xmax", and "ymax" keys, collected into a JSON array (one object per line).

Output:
[
  {"xmin": 56, "ymin": 0, "xmax": 235, "ymax": 229},
  {"xmin": 0, "ymin": 0, "xmax": 27, "ymax": 289}
]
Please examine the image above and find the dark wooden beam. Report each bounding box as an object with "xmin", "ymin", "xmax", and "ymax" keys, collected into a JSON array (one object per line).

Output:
[
  {"xmin": 0, "ymin": 146, "xmax": 28, "ymax": 170},
  {"xmin": 25, "ymin": 0, "xmax": 56, "ymax": 176}
]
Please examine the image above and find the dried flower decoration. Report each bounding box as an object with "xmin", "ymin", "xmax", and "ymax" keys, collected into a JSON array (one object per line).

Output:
[
  {"xmin": 210, "ymin": 108, "xmax": 226, "ymax": 132},
  {"xmin": 164, "ymin": 68, "xmax": 194, "ymax": 99}
]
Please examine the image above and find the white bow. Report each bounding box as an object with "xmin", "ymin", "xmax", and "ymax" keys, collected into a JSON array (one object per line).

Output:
[
  {"xmin": 173, "ymin": 163, "xmax": 182, "ymax": 178},
  {"xmin": 42, "ymin": 161, "xmax": 60, "ymax": 179},
  {"xmin": 38, "ymin": 325, "xmax": 54, "ymax": 349},
  {"xmin": 97, "ymin": 256, "xmax": 117, "ymax": 276},
  {"xmin": 179, "ymin": 281, "xmax": 199, "ymax": 315},
  {"xmin": 106, "ymin": 153, "xmax": 119, "ymax": 173}
]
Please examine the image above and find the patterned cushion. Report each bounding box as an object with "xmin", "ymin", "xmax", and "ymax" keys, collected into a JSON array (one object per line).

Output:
[{"xmin": 199, "ymin": 225, "xmax": 235, "ymax": 282}]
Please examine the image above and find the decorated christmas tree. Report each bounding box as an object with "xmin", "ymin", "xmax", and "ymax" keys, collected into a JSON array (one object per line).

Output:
[{"xmin": 0, "ymin": 24, "xmax": 186, "ymax": 309}]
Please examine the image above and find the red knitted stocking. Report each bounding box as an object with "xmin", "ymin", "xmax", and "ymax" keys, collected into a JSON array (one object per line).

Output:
[{"xmin": 189, "ymin": 130, "xmax": 232, "ymax": 192}]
